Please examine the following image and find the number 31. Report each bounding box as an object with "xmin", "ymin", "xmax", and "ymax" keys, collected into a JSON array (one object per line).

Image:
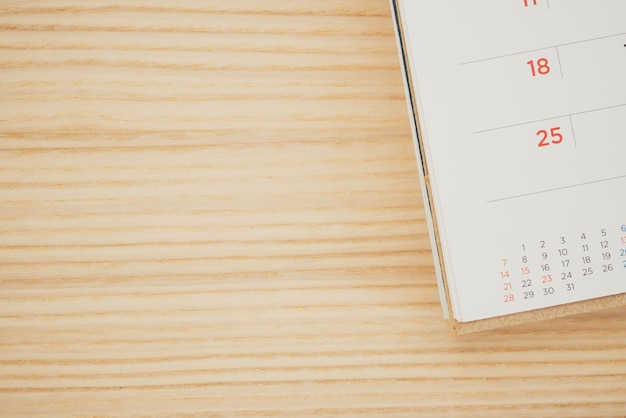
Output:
[{"xmin": 537, "ymin": 127, "xmax": 563, "ymax": 148}]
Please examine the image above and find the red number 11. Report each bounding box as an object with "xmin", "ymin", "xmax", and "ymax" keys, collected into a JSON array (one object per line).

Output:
[{"xmin": 523, "ymin": 0, "xmax": 538, "ymax": 6}]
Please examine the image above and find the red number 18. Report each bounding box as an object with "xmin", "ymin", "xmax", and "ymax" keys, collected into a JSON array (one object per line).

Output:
[{"xmin": 527, "ymin": 58, "xmax": 551, "ymax": 76}]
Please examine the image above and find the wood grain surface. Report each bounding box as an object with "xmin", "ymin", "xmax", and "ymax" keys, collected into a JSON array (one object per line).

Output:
[{"xmin": 1, "ymin": 1, "xmax": 625, "ymax": 416}]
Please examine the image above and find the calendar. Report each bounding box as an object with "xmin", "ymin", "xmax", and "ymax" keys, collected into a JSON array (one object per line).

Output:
[{"xmin": 392, "ymin": 0, "xmax": 626, "ymax": 331}]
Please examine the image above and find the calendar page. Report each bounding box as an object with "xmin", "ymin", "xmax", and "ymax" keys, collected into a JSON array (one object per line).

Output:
[{"xmin": 394, "ymin": 1, "xmax": 626, "ymax": 322}]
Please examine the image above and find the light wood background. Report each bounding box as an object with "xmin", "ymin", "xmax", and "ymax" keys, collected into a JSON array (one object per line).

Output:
[{"xmin": 1, "ymin": 1, "xmax": 625, "ymax": 416}]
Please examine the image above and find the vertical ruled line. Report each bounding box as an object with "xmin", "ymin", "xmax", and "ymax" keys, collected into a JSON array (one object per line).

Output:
[
  {"xmin": 569, "ymin": 115, "xmax": 577, "ymax": 147},
  {"xmin": 555, "ymin": 46, "xmax": 564, "ymax": 78}
]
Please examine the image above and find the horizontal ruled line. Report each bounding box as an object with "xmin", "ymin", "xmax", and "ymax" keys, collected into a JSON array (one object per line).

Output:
[
  {"xmin": 461, "ymin": 31, "xmax": 626, "ymax": 65},
  {"xmin": 474, "ymin": 102, "xmax": 626, "ymax": 134},
  {"xmin": 487, "ymin": 174, "xmax": 626, "ymax": 203},
  {"xmin": 461, "ymin": 46, "xmax": 553, "ymax": 65}
]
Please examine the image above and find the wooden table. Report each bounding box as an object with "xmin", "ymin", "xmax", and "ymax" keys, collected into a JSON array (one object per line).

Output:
[{"xmin": 1, "ymin": 1, "xmax": 625, "ymax": 416}]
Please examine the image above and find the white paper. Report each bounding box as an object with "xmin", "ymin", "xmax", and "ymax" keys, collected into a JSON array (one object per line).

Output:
[{"xmin": 395, "ymin": 0, "xmax": 626, "ymax": 322}]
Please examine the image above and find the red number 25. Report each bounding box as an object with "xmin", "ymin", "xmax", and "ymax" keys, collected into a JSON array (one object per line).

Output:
[{"xmin": 537, "ymin": 127, "xmax": 563, "ymax": 148}]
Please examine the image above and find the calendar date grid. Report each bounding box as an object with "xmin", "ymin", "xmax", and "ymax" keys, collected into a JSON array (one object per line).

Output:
[
  {"xmin": 499, "ymin": 225, "xmax": 626, "ymax": 306},
  {"xmin": 460, "ymin": 2, "xmax": 626, "ymax": 147}
]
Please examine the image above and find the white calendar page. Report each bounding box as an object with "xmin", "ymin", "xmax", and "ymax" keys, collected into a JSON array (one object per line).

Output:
[{"xmin": 395, "ymin": 1, "xmax": 626, "ymax": 322}]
